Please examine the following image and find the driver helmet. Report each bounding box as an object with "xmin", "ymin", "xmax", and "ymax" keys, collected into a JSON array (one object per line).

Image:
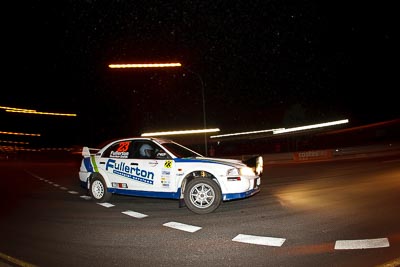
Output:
[{"xmin": 139, "ymin": 144, "xmax": 153, "ymax": 158}]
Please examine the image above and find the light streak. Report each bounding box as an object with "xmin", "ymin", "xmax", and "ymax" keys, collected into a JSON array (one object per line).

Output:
[
  {"xmin": 108, "ymin": 63, "xmax": 182, "ymax": 68},
  {"xmin": 141, "ymin": 128, "xmax": 220, "ymax": 137}
]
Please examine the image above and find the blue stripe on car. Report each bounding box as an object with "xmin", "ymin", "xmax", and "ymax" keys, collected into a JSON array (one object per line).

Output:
[
  {"xmin": 174, "ymin": 158, "xmax": 236, "ymax": 167},
  {"xmin": 108, "ymin": 188, "xmax": 182, "ymax": 199},
  {"xmin": 222, "ymin": 188, "xmax": 260, "ymax": 201},
  {"xmin": 103, "ymin": 186, "xmax": 259, "ymax": 202},
  {"xmin": 83, "ymin": 157, "xmax": 94, "ymax": 172}
]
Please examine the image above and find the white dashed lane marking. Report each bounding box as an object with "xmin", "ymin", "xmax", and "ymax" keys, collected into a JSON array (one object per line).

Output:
[
  {"xmin": 98, "ymin": 202, "xmax": 115, "ymax": 208},
  {"xmin": 232, "ymin": 234, "xmax": 286, "ymax": 247},
  {"xmin": 334, "ymin": 238, "xmax": 389, "ymax": 250},
  {"xmin": 163, "ymin": 222, "xmax": 202, "ymax": 233},
  {"xmin": 122, "ymin": 210, "xmax": 148, "ymax": 219},
  {"xmin": 25, "ymin": 169, "xmax": 393, "ymax": 250}
]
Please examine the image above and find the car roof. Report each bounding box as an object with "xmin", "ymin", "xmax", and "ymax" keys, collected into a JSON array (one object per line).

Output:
[{"xmin": 100, "ymin": 137, "xmax": 173, "ymax": 147}]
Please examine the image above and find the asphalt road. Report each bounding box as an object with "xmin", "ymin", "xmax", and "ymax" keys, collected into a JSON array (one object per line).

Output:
[{"xmin": 0, "ymin": 153, "xmax": 399, "ymax": 267}]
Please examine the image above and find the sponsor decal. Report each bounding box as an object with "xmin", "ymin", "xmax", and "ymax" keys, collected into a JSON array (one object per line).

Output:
[
  {"xmin": 157, "ymin": 152, "xmax": 167, "ymax": 157},
  {"xmin": 110, "ymin": 151, "xmax": 129, "ymax": 158},
  {"xmin": 106, "ymin": 159, "xmax": 154, "ymax": 184},
  {"xmin": 162, "ymin": 170, "xmax": 170, "ymax": 175},
  {"xmin": 164, "ymin": 160, "xmax": 173, "ymax": 168},
  {"xmin": 161, "ymin": 177, "xmax": 170, "ymax": 187}
]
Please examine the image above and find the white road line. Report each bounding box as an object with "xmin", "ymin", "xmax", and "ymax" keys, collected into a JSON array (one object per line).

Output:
[
  {"xmin": 232, "ymin": 234, "xmax": 286, "ymax": 247},
  {"xmin": 59, "ymin": 187, "xmax": 68, "ymax": 190},
  {"xmin": 97, "ymin": 202, "xmax": 115, "ymax": 208},
  {"xmin": 122, "ymin": 210, "xmax": 148, "ymax": 219},
  {"xmin": 53, "ymin": 184, "xmax": 60, "ymax": 187},
  {"xmin": 68, "ymin": 191, "xmax": 79, "ymax": 194},
  {"xmin": 25, "ymin": 171, "xmax": 43, "ymax": 180},
  {"xmin": 163, "ymin": 222, "xmax": 202, "ymax": 233},
  {"xmin": 80, "ymin": 195, "xmax": 91, "ymax": 200},
  {"xmin": 334, "ymin": 238, "xmax": 390, "ymax": 250}
]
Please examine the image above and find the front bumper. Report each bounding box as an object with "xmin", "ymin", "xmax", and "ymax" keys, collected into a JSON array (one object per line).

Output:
[
  {"xmin": 223, "ymin": 187, "xmax": 260, "ymax": 201},
  {"xmin": 222, "ymin": 176, "xmax": 261, "ymax": 201}
]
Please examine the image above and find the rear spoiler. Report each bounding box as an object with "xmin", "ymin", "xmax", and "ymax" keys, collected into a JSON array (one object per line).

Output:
[{"xmin": 82, "ymin": 146, "xmax": 100, "ymax": 157}]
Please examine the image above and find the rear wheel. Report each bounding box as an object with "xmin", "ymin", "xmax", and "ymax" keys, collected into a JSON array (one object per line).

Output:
[
  {"xmin": 184, "ymin": 177, "xmax": 222, "ymax": 214},
  {"xmin": 89, "ymin": 175, "xmax": 112, "ymax": 202}
]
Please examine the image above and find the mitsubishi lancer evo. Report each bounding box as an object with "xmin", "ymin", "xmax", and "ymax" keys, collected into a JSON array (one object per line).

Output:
[{"xmin": 79, "ymin": 137, "xmax": 263, "ymax": 214}]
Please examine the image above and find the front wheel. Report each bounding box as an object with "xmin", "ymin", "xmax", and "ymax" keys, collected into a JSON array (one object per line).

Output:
[
  {"xmin": 89, "ymin": 175, "xmax": 112, "ymax": 202},
  {"xmin": 184, "ymin": 178, "xmax": 222, "ymax": 214}
]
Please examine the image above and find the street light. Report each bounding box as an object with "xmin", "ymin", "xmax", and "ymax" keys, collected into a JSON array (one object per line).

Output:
[
  {"xmin": 108, "ymin": 62, "xmax": 209, "ymax": 156},
  {"xmin": 181, "ymin": 67, "xmax": 208, "ymax": 156}
]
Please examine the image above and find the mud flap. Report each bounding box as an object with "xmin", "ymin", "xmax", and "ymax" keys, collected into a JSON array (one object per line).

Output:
[{"xmin": 179, "ymin": 198, "xmax": 186, "ymax": 208}]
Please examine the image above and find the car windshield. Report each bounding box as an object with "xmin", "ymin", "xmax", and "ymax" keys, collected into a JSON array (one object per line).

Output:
[{"xmin": 162, "ymin": 142, "xmax": 203, "ymax": 158}]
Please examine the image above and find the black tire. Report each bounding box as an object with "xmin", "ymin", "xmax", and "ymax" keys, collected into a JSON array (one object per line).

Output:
[
  {"xmin": 89, "ymin": 175, "xmax": 112, "ymax": 202},
  {"xmin": 184, "ymin": 177, "xmax": 222, "ymax": 214}
]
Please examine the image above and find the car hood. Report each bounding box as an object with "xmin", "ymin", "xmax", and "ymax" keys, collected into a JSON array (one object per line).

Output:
[{"xmin": 193, "ymin": 157, "xmax": 246, "ymax": 168}]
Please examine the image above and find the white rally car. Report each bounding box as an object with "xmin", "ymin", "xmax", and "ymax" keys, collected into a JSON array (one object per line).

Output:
[{"xmin": 79, "ymin": 137, "xmax": 262, "ymax": 214}]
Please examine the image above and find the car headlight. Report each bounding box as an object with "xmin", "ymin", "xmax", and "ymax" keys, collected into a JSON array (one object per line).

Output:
[
  {"xmin": 255, "ymin": 156, "xmax": 263, "ymax": 176},
  {"xmin": 227, "ymin": 168, "xmax": 240, "ymax": 176},
  {"xmin": 227, "ymin": 167, "xmax": 255, "ymax": 176},
  {"xmin": 240, "ymin": 167, "xmax": 256, "ymax": 176}
]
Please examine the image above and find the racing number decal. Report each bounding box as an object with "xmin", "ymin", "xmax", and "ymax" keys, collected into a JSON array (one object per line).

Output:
[
  {"xmin": 117, "ymin": 142, "xmax": 130, "ymax": 152},
  {"xmin": 164, "ymin": 160, "xmax": 172, "ymax": 168},
  {"xmin": 110, "ymin": 141, "xmax": 131, "ymax": 159}
]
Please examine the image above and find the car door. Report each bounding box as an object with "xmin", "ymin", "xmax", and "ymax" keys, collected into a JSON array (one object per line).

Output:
[
  {"xmin": 130, "ymin": 141, "xmax": 176, "ymax": 192},
  {"xmin": 100, "ymin": 140, "xmax": 175, "ymax": 193}
]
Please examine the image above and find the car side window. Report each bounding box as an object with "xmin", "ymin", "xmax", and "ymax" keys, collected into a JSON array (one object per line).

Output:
[
  {"xmin": 102, "ymin": 140, "xmax": 171, "ymax": 160},
  {"xmin": 138, "ymin": 142, "xmax": 154, "ymax": 159},
  {"xmin": 127, "ymin": 141, "xmax": 155, "ymax": 159},
  {"xmin": 134, "ymin": 141, "xmax": 172, "ymax": 160},
  {"xmin": 102, "ymin": 141, "xmax": 132, "ymax": 159},
  {"xmin": 155, "ymin": 149, "xmax": 169, "ymax": 159}
]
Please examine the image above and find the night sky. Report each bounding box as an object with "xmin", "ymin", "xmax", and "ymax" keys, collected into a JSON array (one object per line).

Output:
[{"xmin": 2, "ymin": 1, "xmax": 398, "ymax": 147}]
